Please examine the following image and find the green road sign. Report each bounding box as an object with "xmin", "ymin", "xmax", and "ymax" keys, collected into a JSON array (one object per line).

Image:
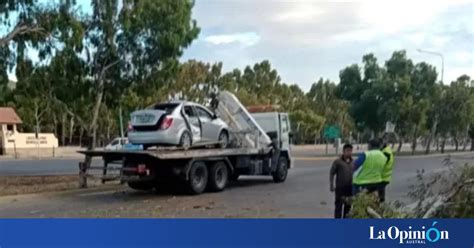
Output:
[{"xmin": 323, "ymin": 125, "xmax": 340, "ymax": 139}]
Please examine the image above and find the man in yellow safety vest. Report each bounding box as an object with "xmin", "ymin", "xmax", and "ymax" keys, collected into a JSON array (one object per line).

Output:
[{"xmin": 352, "ymin": 139, "xmax": 388, "ymax": 202}]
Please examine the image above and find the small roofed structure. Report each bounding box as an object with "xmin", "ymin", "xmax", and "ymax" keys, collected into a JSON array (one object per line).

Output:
[
  {"xmin": 0, "ymin": 107, "xmax": 58, "ymax": 156},
  {"xmin": 0, "ymin": 107, "xmax": 22, "ymax": 125}
]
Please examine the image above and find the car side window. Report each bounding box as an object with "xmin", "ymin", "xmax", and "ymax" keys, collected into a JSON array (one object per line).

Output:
[
  {"xmin": 196, "ymin": 107, "xmax": 213, "ymax": 120},
  {"xmin": 281, "ymin": 115, "xmax": 289, "ymax": 133},
  {"xmin": 184, "ymin": 106, "xmax": 196, "ymax": 117},
  {"xmin": 111, "ymin": 140, "xmax": 119, "ymax": 146}
]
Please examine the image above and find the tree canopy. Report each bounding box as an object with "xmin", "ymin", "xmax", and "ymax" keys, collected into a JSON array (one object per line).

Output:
[{"xmin": 1, "ymin": 1, "xmax": 473, "ymax": 153}]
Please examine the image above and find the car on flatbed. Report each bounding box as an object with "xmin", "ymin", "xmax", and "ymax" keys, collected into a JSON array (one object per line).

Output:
[
  {"xmin": 128, "ymin": 101, "xmax": 230, "ymax": 150},
  {"xmin": 79, "ymin": 92, "xmax": 292, "ymax": 195}
]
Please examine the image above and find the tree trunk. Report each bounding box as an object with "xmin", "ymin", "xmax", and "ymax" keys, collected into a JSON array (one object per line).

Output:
[
  {"xmin": 425, "ymin": 119, "xmax": 437, "ymax": 155},
  {"xmin": 88, "ymin": 86, "xmax": 104, "ymax": 150},
  {"xmin": 441, "ymin": 138, "xmax": 446, "ymax": 153},
  {"xmin": 69, "ymin": 117, "xmax": 75, "ymax": 145},
  {"xmin": 436, "ymin": 137, "xmax": 440, "ymax": 151},
  {"xmin": 84, "ymin": 82, "xmax": 104, "ymax": 168},
  {"xmin": 471, "ymin": 139, "xmax": 474, "ymax": 151},
  {"xmin": 61, "ymin": 113, "xmax": 67, "ymax": 146},
  {"xmin": 411, "ymin": 126, "xmax": 418, "ymax": 155},
  {"xmin": 34, "ymin": 102, "xmax": 41, "ymax": 135},
  {"xmin": 454, "ymin": 137, "xmax": 459, "ymax": 151},
  {"xmin": 397, "ymin": 139, "xmax": 403, "ymax": 152},
  {"xmin": 79, "ymin": 127, "xmax": 84, "ymax": 147},
  {"xmin": 107, "ymin": 121, "xmax": 112, "ymax": 142},
  {"xmin": 462, "ymin": 126, "xmax": 469, "ymax": 151}
]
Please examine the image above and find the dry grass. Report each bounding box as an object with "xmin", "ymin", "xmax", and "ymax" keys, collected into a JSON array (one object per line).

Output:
[{"xmin": 0, "ymin": 175, "xmax": 102, "ymax": 196}]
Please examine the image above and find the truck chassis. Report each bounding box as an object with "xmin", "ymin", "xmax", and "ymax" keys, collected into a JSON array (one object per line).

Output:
[{"xmin": 78, "ymin": 146, "xmax": 290, "ymax": 194}]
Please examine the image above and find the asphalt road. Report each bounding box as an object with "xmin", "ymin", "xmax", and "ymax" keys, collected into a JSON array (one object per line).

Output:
[
  {"xmin": 0, "ymin": 147, "xmax": 467, "ymax": 176},
  {"xmin": 0, "ymin": 158, "xmax": 98, "ymax": 176},
  {"xmin": 0, "ymin": 152, "xmax": 472, "ymax": 218}
]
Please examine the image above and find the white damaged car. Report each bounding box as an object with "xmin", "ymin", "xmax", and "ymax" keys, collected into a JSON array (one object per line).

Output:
[{"xmin": 128, "ymin": 101, "xmax": 229, "ymax": 150}]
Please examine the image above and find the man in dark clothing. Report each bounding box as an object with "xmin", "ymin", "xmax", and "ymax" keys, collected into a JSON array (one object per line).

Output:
[{"xmin": 330, "ymin": 144, "xmax": 354, "ymax": 218}]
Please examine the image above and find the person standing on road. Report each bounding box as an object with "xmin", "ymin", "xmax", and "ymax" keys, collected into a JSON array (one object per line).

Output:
[
  {"xmin": 330, "ymin": 143, "xmax": 354, "ymax": 218},
  {"xmin": 352, "ymin": 139, "xmax": 387, "ymax": 202},
  {"xmin": 379, "ymin": 139, "xmax": 395, "ymax": 203}
]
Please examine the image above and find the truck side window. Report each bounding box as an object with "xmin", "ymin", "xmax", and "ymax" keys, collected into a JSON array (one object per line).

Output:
[{"xmin": 281, "ymin": 115, "xmax": 289, "ymax": 132}]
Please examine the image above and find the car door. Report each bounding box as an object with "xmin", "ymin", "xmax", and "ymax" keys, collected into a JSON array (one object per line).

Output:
[
  {"xmin": 183, "ymin": 105, "xmax": 202, "ymax": 143},
  {"xmin": 279, "ymin": 113, "xmax": 291, "ymax": 151},
  {"xmin": 195, "ymin": 106, "xmax": 219, "ymax": 142}
]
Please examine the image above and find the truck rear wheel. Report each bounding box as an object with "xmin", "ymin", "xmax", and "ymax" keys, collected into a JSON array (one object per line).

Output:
[
  {"xmin": 127, "ymin": 181, "xmax": 153, "ymax": 191},
  {"xmin": 208, "ymin": 161, "xmax": 229, "ymax": 192},
  {"xmin": 272, "ymin": 156, "xmax": 288, "ymax": 183},
  {"xmin": 187, "ymin": 161, "xmax": 208, "ymax": 194}
]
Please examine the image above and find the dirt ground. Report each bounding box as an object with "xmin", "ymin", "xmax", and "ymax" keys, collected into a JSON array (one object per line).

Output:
[{"xmin": 0, "ymin": 175, "xmax": 102, "ymax": 196}]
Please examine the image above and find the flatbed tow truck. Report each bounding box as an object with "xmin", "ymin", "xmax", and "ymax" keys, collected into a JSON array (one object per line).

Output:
[{"xmin": 78, "ymin": 92, "xmax": 292, "ymax": 194}]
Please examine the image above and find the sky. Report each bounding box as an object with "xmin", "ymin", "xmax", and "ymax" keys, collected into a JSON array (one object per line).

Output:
[
  {"xmin": 181, "ymin": 0, "xmax": 474, "ymax": 91},
  {"xmin": 6, "ymin": 0, "xmax": 474, "ymax": 91}
]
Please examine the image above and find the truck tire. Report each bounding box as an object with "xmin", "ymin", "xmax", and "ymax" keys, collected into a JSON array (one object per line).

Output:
[
  {"xmin": 208, "ymin": 161, "xmax": 229, "ymax": 192},
  {"xmin": 127, "ymin": 181, "xmax": 153, "ymax": 191},
  {"xmin": 187, "ymin": 161, "xmax": 208, "ymax": 194},
  {"xmin": 272, "ymin": 156, "xmax": 288, "ymax": 183}
]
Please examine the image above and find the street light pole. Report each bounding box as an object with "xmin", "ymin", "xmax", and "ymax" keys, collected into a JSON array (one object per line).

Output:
[
  {"xmin": 417, "ymin": 49, "xmax": 444, "ymax": 83},
  {"xmin": 417, "ymin": 49, "xmax": 444, "ymax": 155}
]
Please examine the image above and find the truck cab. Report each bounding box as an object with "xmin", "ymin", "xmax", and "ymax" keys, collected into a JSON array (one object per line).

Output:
[{"xmin": 251, "ymin": 112, "xmax": 292, "ymax": 167}]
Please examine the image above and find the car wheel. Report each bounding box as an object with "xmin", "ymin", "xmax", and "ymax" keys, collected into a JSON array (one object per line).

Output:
[
  {"xmin": 187, "ymin": 161, "xmax": 208, "ymax": 194},
  {"xmin": 218, "ymin": 130, "xmax": 229, "ymax": 148},
  {"xmin": 179, "ymin": 131, "xmax": 192, "ymax": 149},
  {"xmin": 272, "ymin": 156, "xmax": 288, "ymax": 183},
  {"xmin": 208, "ymin": 161, "xmax": 229, "ymax": 192}
]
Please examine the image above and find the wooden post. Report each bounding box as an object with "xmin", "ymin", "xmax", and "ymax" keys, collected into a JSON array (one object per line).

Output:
[
  {"xmin": 13, "ymin": 141, "xmax": 17, "ymax": 159},
  {"xmin": 79, "ymin": 161, "xmax": 88, "ymax": 188}
]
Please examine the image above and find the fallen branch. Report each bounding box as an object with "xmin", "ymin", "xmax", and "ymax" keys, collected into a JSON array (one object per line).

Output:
[
  {"xmin": 422, "ymin": 178, "xmax": 474, "ymax": 218},
  {"xmin": 367, "ymin": 207, "xmax": 382, "ymax": 219}
]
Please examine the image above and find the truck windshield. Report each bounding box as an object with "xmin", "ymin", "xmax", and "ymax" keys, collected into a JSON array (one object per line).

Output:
[{"xmin": 153, "ymin": 103, "xmax": 179, "ymax": 114}]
